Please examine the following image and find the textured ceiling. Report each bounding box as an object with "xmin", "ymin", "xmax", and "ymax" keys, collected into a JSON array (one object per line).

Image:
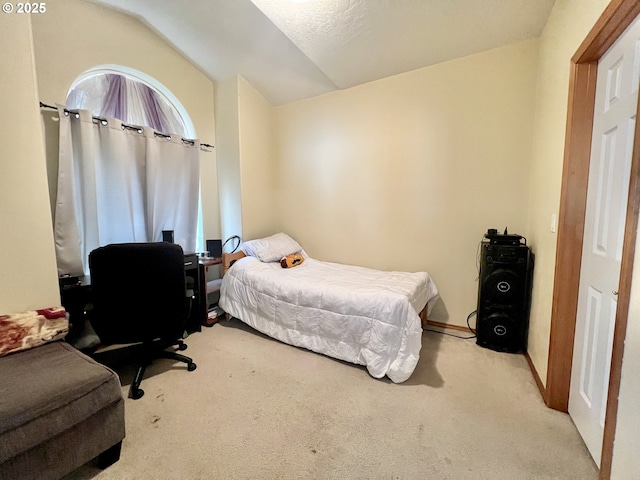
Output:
[{"xmin": 92, "ymin": 0, "xmax": 555, "ymax": 105}]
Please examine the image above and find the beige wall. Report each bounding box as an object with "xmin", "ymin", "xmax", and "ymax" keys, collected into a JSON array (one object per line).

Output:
[
  {"xmin": 270, "ymin": 39, "xmax": 539, "ymax": 326},
  {"xmin": 525, "ymin": 0, "xmax": 610, "ymax": 384},
  {"xmin": 0, "ymin": 15, "xmax": 60, "ymax": 313},
  {"xmin": 215, "ymin": 75, "xmax": 277, "ymax": 245},
  {"xmin": 238, "ymin": 76, "xmax": 277, "ymax": 240},
  {"xmin": 30, "ymin": 0, "xmax": 220, "ymax": 242},
  {"xmin": 214, "ymin": 77, "xmax": 243, "ymax": 243}
]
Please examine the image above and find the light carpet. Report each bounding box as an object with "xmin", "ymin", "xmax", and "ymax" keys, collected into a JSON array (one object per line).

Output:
[{"xmin": 63, "ymin": 319, "xmax": 597, "ymax": 480}]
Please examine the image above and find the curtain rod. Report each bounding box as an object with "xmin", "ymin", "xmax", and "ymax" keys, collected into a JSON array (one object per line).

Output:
[{"xmin": 39, "ymin": 102, "xmax": 214, "ymax": 149}]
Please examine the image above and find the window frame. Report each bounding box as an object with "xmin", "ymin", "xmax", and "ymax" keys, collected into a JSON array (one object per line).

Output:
[
  {"xmin": 66, "ymin": 65, "xmax": 204, "ymax": 253},
  {"xmin": 67, "ymin": 64, "xmax": 196, "ymax": 138}
]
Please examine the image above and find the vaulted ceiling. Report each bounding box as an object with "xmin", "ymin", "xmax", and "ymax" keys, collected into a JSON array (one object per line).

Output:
[{"xmin": 92, "ymin": 0, "xmax": 556, "ymax": 105}]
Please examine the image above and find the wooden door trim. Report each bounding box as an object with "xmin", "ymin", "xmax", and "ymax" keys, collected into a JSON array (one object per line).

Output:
[
  {"xmin": 574, "ymin": 0, "xmax": 640, "ymax": 62},
  {"xmin": 546, "ymin": 59, "xmax": 597, "ymax": 411},
  {"xmin": 547, "ymin": 1, "xmax": 640, "ymax": 478}
]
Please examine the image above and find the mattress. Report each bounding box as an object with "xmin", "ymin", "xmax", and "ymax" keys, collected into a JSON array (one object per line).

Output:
[{"xmin": 219, "ymin": 255, "xmax": 439, "ymax": 382}]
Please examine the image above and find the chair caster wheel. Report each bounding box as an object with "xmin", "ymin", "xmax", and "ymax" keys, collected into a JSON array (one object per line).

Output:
[
  {"xmin": 130, "ymin": 388, "xmax": 144, "ymax": 400},
  {"xmin": 187, "ymin": 362, "xmax": 197, "ymax": 372},
  {"xmin": 178, "ymin": 342, "xmax": 188, "ymax": 351}
]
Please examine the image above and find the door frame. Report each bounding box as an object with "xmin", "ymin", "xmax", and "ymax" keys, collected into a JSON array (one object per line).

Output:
[{"xmin": 546, "ymin": 0, "xmax": 640, "ymax": 478}]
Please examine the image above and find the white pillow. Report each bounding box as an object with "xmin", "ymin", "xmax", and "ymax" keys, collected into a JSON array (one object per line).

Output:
[{"xmin": 240, "ymin": 233, "xmax": 303, "ymax": 263}]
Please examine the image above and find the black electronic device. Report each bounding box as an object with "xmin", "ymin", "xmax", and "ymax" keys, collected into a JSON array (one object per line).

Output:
[
  {"xmin": 162, "ymin": 230, "xmax": 174, "ymax": 243},
  {"xmin": 476, "ymin": 237, "xmax": 534, "ymax": 353},
  {"xmin": 206, "ymin": 239, "xmax": 223, "ymax": 258},
  {"xmin": 58, "ymin": 274, "xmax": 80, "ymax": 289},
  {"xmin": 484, "ymin": 227, "xmax": 525, "ymax": 246}
]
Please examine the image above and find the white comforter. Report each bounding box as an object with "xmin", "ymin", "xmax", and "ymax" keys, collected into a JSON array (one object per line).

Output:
[{"xmin": 219, "ymin": 256, "xmax": 439, "ymax": 383}]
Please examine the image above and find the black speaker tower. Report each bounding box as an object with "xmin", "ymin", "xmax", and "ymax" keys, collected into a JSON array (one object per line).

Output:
[{"xmin": 476, "ymin": 229, "xmax": 534, "ymax": 353}]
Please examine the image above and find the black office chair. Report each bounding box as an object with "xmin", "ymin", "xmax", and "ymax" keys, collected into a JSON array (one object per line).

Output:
[{"xmin": 88, "ymin": 242, "xmax": 196, "ymax": 399}]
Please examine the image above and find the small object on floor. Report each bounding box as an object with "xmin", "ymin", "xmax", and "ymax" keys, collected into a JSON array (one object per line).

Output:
[{"xmin": 204, "ymin": 306, "xmax": 225, "ymax": 327}]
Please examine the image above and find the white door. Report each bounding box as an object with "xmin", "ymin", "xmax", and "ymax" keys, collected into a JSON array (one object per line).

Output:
[{"xmin": 569, "ymin": 14, "xmax": 640, "ymax": 467}]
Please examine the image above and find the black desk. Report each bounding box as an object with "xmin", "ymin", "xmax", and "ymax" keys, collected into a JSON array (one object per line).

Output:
[
  {"xmin": 60, "ymin": 253, "xmax": 205, "ymax": 337},
  {"xmin": 59, "ymin": 276, "xmax": 91, "ymax": 332},
  {"xmin": 183, "ymin": 252, "xmax": 204, "ymax": 334}
]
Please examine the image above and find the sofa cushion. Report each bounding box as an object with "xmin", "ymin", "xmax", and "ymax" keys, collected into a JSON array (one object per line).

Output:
[{"xmin": 0, "ymin": 341, "xmax": 123, "ymax": 463}]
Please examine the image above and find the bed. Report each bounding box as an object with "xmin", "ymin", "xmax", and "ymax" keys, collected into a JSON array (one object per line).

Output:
[{"xmin": 218, "ymin": 233, "xmax": 439, "ymax": 383}]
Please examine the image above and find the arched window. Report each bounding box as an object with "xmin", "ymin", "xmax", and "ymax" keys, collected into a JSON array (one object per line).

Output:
[
  {"xmin": 66, "ymin": 65, "xmax": 195, "ymax": 138},
  {"xmin": 56, "ymin": 65, "xmax": 203, "ymax": 273}
]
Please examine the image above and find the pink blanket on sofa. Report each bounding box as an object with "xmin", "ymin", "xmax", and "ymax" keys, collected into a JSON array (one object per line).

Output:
[{"xmin": 0, "ymin": 307, "xmax": 69, "ymax": 357}]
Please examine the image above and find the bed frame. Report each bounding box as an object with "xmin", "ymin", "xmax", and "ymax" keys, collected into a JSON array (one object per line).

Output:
[
  {"xmin": 221, "ymin": 251, "xmax": 429, "ymax": 328},
  {"xmin": 222, "ymin": 251, "xmax": 246, "ymax": 276}
]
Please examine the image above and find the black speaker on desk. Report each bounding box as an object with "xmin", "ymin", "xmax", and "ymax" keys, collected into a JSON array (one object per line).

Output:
[
  {"xmin": 476, "ymin": 234, "xmax": 534, "ymax": 353},
  {"xmin": 206, "ymin": 239, "xmax": 222, "ymax": 258},
  {"xmin": 162, "ymin": 230, "xmax": 174, "ymax": 243}
]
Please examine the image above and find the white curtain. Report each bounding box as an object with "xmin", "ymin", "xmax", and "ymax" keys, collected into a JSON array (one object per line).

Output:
[
  {"xmin": 54, "ymin": 107, "xmax": 200, "ymax": 276},
  {"xmin": 146, "ymin": 133, "xmax": 200, "ymax": 250}
]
